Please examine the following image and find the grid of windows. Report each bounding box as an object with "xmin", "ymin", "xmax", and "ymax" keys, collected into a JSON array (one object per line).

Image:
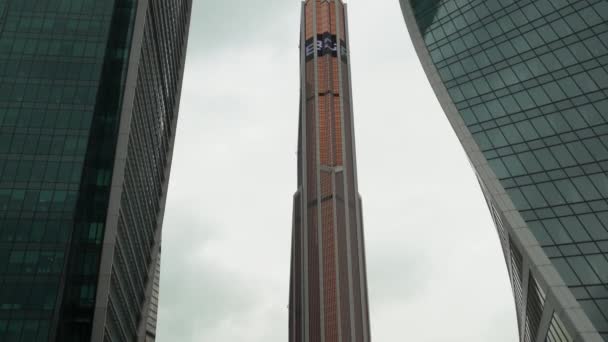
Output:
[
  {"xmin": 55, "ymin": 0, "xmax": 137, "ymax": 340},
  {"xmin": 0, "ymin": 1, "xmax": 120, "ymax": 340},
  {"xmin": 524, "ymin": 275, "xmax": 545, "ymax": 342},
  {"xmin": 511, "ymin": 240, "xmax": 525, "ymax": 331},
  {"xmin": 546, "ymin": 312, "xmax": 573, "ymax": 342},
  {"xmin": 0, "ymin": 0, "xmax": 191, "ymax": 340},
  {"xmin": 103, "ymin": 0, "xmax": 190, "ymax": 340},
  {"xmin": 411, "ymin": 0, "xmax": 608, "ymax": 338},
  {"xmin": 145, "ymin": 251, "xmax": 160, "ymax": 341}
]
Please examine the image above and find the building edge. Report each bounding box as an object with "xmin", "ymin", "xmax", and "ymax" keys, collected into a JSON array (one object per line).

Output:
[
  {"xmin": 299, "ymin": 3, "xmax": 310, "ymax": 340},
  {"xmin": 90, "ymin": 0, "xmax": 193, "ymax": 341},
  {"xmin": 89, "ymin": 1, "xmax": 149, "ymax": 338},
  {"xmin": 398, "ymin": 1, "xmax": 602, "ymax": 341},
  {"xmin": 134, "ymin": 1, "xmax": 193, "ymax": 339},
  {"xmin": 343, "ymin": 6, "xmax": 372, "ymax": 339}
]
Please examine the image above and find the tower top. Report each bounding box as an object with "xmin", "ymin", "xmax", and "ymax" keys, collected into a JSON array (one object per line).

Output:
[{"xmin": 304, "ymin": 0, "xmax": 346, "ymax": 5}]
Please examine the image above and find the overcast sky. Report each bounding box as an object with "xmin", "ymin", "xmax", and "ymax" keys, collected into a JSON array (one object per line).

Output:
[{"xmin": 156, "ymin": 0, "xmax": 519, "ymax": 341}]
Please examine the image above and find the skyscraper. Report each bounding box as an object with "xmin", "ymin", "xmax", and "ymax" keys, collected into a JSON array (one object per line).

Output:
[
  {"xmin": 0, "ymin": 0, "xmax": 191, "ymax": 341},
  {"xmin": 289, "ymin": 1, "xmax": 371, "ymax": 341},
  {"xmin": 401, "ymin": 0, "xmax": 608, "ymax": 341}
]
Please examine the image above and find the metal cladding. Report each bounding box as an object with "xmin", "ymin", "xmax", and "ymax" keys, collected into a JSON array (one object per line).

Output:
[
  {"xmin": 401, "ymin": 0, "xmax": 608, "ymax": 341},
  {"xmin": 289, "ymin": 1, "xmax": 371, "ymax": 341}
]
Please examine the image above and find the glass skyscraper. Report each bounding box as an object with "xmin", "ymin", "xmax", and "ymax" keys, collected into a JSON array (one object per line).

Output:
[
  {"xmin": 401, "ymin": 0, "xmax": 608, "ymax": 341},
  {"xmin": 289, "ymin": 1, "xmax": 371, "ymax": 341},
  {"xmin": 0, "ymin": 0, "xmax": 191, "ymax": 341}
]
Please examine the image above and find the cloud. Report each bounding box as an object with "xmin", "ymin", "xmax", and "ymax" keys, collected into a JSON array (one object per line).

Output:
[
  {"xmin": 157, "ymin": 19, "xmax": 298, "ymax": 340},
  {"xmin": 188, "ymin": 0, "xmax": 296, "ymax": 56}
]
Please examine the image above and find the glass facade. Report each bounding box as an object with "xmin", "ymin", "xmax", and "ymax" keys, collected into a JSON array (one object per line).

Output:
[
  {"xmin": 0, "ymin": 0, "xmax": 191, "ymax": 340},
  {"xmin": 0, "ymin": 1, "xmax": 131, "ymax": 340},
  {"xmin": 403, "ymin": 0, "xmax": 608, "ymax": 340},
  {"xmin": 101, "ymin": 1, "xmax": 191, "ymax": 340}
]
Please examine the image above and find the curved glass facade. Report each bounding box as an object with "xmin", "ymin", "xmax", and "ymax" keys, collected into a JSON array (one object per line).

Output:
[{"xmin": 402, "ymin": 0, "xmax": 608, "ymax": 341}]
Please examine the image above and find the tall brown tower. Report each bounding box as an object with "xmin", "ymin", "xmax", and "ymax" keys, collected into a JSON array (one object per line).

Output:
[{"xmin": 289, "ymin": 1, "xmax": 371, "ymax": 341}]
